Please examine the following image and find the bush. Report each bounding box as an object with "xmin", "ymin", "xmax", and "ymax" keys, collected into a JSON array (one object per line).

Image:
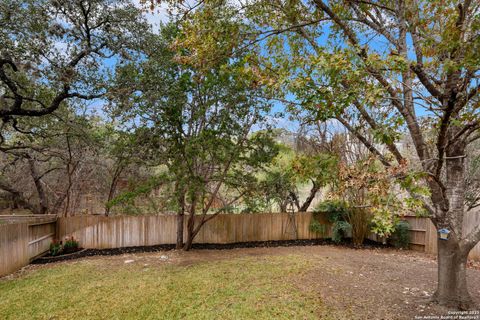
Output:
[
  {"xmin": 315, "ymin": 200, "xmax": 350, "ymax": 223},
  {"xmin": 332, "ymin": 221, "xmax": 351, "ymax": 243},
  {"xmin": 63, "ymin": 236, "xmax": 80, "ymax": 254},
  {"xmin": 309, "ymin": 218, "xmax": 327, "ymax": 235},
  {"xmin": 348, "ymin": 207, "xmax": 371, "ymax": 247},
  {"xmin": 390, "ymin": 220, "xmax": 410, "ymax": 249},
  {"xmin": 49, "ymin": 240, "xmax": 62, "ymax": 256},
  {"xmin": 315, "ymin": 200, "xmax": 353, "ymax": 243}
]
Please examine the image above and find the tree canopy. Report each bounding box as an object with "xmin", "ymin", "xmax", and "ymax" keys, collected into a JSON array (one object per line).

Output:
[{"xmin": 159, "ymin": 0, "xmax": 480, "ymax": 308}]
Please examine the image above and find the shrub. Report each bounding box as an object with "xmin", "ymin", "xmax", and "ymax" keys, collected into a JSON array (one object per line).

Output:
[
  {"xmin": 49, "ymin": 240, "xmax": 62, "ymax": 256},
  {"xmin": 315, "ymin": 200, "xmax": 349, "ymax": 223},
  {"xmin": 315, "ymin": 200, "xmax": 353, "ymax": 243},
  {"xmin": 370, "ymin": 208, "xmax": 398, "ymax": 238},
  {"xmin": 309, "ymin": 218, "xmax": 327, "ymax": 235},
  {"xmin": 390, "ymin": 220, "xmax": 410, "ymax": 249},
  {"xmin": 63, "ymin": 236, "xmax": 80, "ymax": 254},
  {"xmin": 348, "ymin": 207, "xmax": 372, "ymax": 247},
  {"xmin": 332, "ymin": 221, "xmax": 351, "ymax": 243}
]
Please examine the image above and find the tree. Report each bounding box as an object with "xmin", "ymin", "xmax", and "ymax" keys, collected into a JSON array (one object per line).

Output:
[
  {"xmin": 333, "ymin": 156, "xmax": 408, "ymax": 246},
  {"xmin": 464, "ymin": 141, "xmax": 480, "ymax": 212},
  {"xmin": 0, "ymin": 103, "xmax": 158, "ymax": 216},
  {"xmin": 243, "ymin": 144, "xmax": 302, "ymax": 213},
  {"xmin": 111, "ymin": 25, "xmax": 277, "ymax": 250},
  {"xmin": 100, "ymin": 127, "xmax": 141, "ymax": 216},
  {"xmin": 0, "ymin": 0, "xmax": 146, "ymax": 124},
  {"xmin": 258, "ymin": 148, "xmax": 337, "ymax": 213},
  {"xmin": 161, "ymin": 0, "xmax": 480, "ymax": 309},
  {"xmin": 242, "ymin": 128, "xmax": 338, "ymax": 213},
  {"xmin": 0, "ymin": 105, "xmax": 99, "ymax": 215},
  {"xmin": 0, "ymin": 0, "xmax": 147, "ymax": 215}
]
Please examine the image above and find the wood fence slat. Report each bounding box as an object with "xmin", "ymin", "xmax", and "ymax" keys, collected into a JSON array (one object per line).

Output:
[
  {"xmin": 3, "ymin": 211, "xmax": 480, "ymax": 278},
  {"xmin": 1, "ymin": 217, "xmax": 56, "ymax": 277},
  {"xmin": 56, "ymin": 212, "xmax": 328, "ymax": 250}
]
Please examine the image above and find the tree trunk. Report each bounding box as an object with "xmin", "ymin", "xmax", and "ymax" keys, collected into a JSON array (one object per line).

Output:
[
  {"xmin": 174, "ymin": 184, "xmax": 186, "ymax": 249},
  {"xmin": 431, "ymin": 139, "xmax": 476, "ymax": 309},
  {"xmin": 51, "ymin": 191, "xmax": 69, "ymax": 216},
  {"xmin": 0, "ymin": 180, "xmax": 40, "ymax": 214},
  {"xmin": 183, "ymin": 211, "xmax": 198, "ymax": 251},
  {"xmin": 183, "ymin": 194, "xmax": 197, "ymax": 251},
  {"xmin": 105, "ymin": 164, "xmax": 123, "ymax": 216},
  {"xmin": 299, "ymin": 181, "xmax": 319, "ymax": 212},
  {"xmin": 175, "ymin": 192, "xmax": 185, "ymax": 250},
  {"xmin": 183, "ymin": 216, "xmax": 206, "ymax": 251},
  {"xmin": 183, "ymin": 214, "xmax": 197, "ymax": 251},
  {"xmin": 183, "ymin": 231, "xmax": 194, "ymax": 251},
  {"xmin": 176, "ymin": 212, "xmax": 184, "ymax": 249},
  {"xmin": 28, "ymin": 159, "xmax": 48, "ymax": 214},
  {"xmin": 433, "ymin": 236, "xmax": 474, "ymax": 310}
]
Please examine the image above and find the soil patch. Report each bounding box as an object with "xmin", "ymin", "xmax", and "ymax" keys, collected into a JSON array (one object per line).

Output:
[{"xmin": 31, "ymin": 238, "xmax": 386, "ymax": 264}]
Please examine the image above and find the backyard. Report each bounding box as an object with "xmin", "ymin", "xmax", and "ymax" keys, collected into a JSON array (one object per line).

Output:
[
  {"xmin": 2, "ymin": 0, "xmax": 480, "ymax": 316},
  {"xmin": 2, "ymin": 245, "xmax": 479, "ymax": 320}
]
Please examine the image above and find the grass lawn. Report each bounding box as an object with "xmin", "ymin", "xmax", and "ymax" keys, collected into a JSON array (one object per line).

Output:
[{"xmin": 0, "ymin": 254, "xmax": 333, "ymax": 320}]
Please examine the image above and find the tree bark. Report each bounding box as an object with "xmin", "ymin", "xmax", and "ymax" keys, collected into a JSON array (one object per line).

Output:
[
  {"xmin": 299, "ymin": 181, "xmax": 320, "ymax": 212},
  {"xmin": 279, "ymin": 201, "xmax": 287, "ymax": 213},
  {"xmin": 183, "ymin": 194, "xmax": 197, "ymax": 251},
  {"xmin": 183, "ymin": 215, "xmax": 196, "ymax": 251},
  {"xmin": 105, "ymin": 164, "xmax": 124, "ymax": 216},
  {"xmin": 0, "ymin": 180, "xmax": 40, "ymax": 214},
  {"xmin": 176, "ymin": 212, "xmax": 185, "ymax": 249},
  {"xmin": 176, "ymin": 187, "xmax": 186, "ymax": 250},
  {"xmin": 433, "ymin": 236, "xmax": 474, "ymax": 310},
  {"xmin": 28, "ymin": 159, "xmax": 48, "ymax": 214},
  {"xmin": 183, "ymin": 216, "xmax": 207, "ymax": 251},
  {"xmin": 432, "ymin": 140, "xmax": 476, "ymax": 309},
  {"xmin": 183, "ymin": 229, "xmax": 194, "ymax": 251}
]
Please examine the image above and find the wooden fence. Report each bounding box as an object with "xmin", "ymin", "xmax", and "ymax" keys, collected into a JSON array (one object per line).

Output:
[
  {"xmin": 2, "ymin": 212, "xmax": 480, "ymax": 277},
  {"xmin": 57, "ymin": 212, "xmax": 330, "ymax": 249},
  {"xmin": 0, "ymin": 215, "xmax": 56, "ymax": 277},
  {"xmin": 57, "ymin": 212, "xmax": 480, "ymax": 260},
  {"xmin": 402, "ymin": 213, "xmax": 480, "ymax": 260}
]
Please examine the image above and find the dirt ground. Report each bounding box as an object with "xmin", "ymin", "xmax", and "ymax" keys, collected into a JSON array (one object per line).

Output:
[{"xmin": 16, "ymin": 245, "xmax": 480, "ymax": 320}]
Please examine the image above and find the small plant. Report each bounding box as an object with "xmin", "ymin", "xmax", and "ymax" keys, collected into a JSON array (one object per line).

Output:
[
  {"xmin": 62, "ymin": 236, "xmax": 80, "ymax": 254},
  {"xmin": 390, "ymin": 220, "xmax": 410, "ymax": 249},
  {"xmin": 332, "ymin": 221, "xmax": 352, "ymax": 243},
  {"xmin": 49, "ymin": 240, "xmax": 62, "ymax": 256}
]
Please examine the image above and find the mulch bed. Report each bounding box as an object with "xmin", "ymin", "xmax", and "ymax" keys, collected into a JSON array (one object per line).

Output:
[{"xmin": 31, "ymin": 238, "xmax": 389, "ymax": 264}]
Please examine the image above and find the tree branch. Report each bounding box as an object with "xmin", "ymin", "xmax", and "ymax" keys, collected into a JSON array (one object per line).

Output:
[
  {"xmin": 336, "ymin": 115, "xmax": 391, "ymax": 167},
  {"xmin": 462, "ymin": 224, "xmax": 480, "ymax": 252},
  {"xmin": 0, "ymin": 179, "xmax": 39, "ymax": 214},
  {"xmin": 314, "ymin": 0, "xmax": 430, "ymax": 164}
]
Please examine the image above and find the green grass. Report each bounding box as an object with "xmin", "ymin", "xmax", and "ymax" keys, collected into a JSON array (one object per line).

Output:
[{"xmin": 0, "ymin": 255, "xmax": 334, "ymax": 320}]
